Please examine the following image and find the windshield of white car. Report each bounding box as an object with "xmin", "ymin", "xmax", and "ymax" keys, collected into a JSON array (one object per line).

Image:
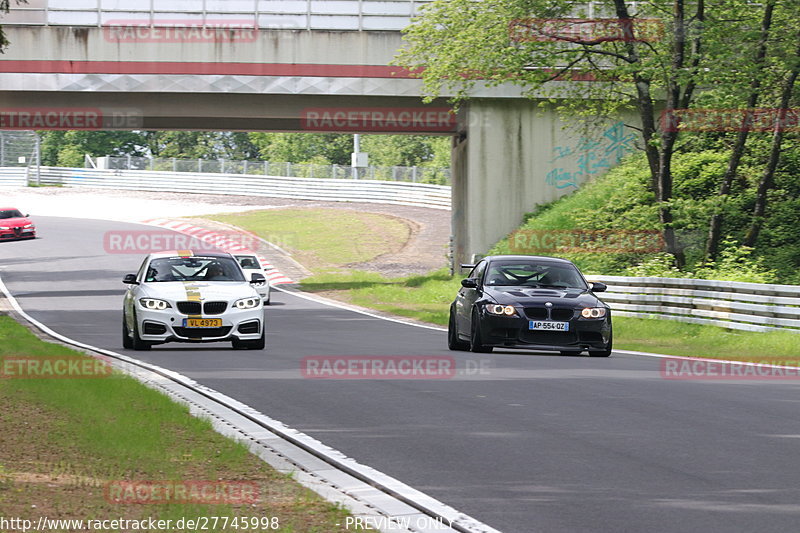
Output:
[
  {"xmin": 145, "ymin": 257, "xmax": 245, "ymax": 282},
  {"xmin": 0, "ymin": 210, "xmax": 23, "ymax": 219},
  {"xmin": 483, "ymin": 261, "xmax": 588, "ymax": 289}
]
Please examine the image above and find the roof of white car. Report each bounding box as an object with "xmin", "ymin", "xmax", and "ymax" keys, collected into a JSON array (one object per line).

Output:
[{"xmin": 147, "ymin": 250, "xmax": 233, "ymax": 259}]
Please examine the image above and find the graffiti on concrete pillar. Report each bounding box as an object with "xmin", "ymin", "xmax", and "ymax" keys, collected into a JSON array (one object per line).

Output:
[{"xmin": 546, "ymin": 121, "xmax": 636, "ymax": 189}]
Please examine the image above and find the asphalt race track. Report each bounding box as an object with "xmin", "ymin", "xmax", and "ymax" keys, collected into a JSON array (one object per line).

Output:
[{"xmin": 4, "ymin": 216, "xmax": 800, "ymax": 533}]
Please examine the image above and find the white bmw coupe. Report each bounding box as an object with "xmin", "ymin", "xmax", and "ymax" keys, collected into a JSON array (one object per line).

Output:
[{"xmin": 122, "ymin": 251, "xmax": 266, "ymax": 350}]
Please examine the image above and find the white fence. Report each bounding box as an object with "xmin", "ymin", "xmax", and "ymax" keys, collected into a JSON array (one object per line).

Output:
[
  {"xmin": 93, "ymin": 156, "xmax": 451, "ymax": 185},
  {"xmin": 0, "ymin": 168, "xmax": 27, "ymax": 187},
  {"xmin": 591, "ymin": 275, "xmax": 800, "ymax": 333},
  {"xmin": 27, "ymin": 166, "xmax": 451, "ymax": 210}
]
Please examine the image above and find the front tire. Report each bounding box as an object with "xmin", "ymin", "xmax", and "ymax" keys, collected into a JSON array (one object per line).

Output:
[
  {"xmin": 131, "ymin": 312, "xmax": 151, "ymax": 351},
  {"xmin": 448, "ymin": 308, "xmax": 469, "ymax": 351},
  {"xmin": 589, "ymin": 333, "xmax": 613, "ymax": 357},
  {"xmin": 232, "ymin": 329, "xmax": 266, "ymax": 350},
  {"xmin": 469, "ymin": 309, "xmax": 493, "ymax": 353},
  {"xmin": 122, "ymin": 314, "xmax": 133, "ymax": 349}
]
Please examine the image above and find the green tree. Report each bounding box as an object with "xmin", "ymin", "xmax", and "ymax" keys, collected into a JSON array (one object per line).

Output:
[
  {"xmin": 248, "ymin": 132, "xmax": 354, "ymax": 165},
  {"xmin": 38, "ymin": 131, "xmax": 147, "ymax": 166},
  {"xmin": 360, "ymin": 135, "xmax": 449, "ymax": 167},
  {"xmin": 396, "ymin": 0, "xmax": 786, "ymax": 267},
  {"xmin": 0, "ymin": 1, "xmax": 25, "ymax": 51},
  {"xmin": 143, "ymin": 132, "xmax": 260, "ymax": 160}
]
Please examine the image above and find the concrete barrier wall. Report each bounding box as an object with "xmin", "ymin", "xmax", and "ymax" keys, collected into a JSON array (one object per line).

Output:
[{"xmin": 28, "ymin": 166, "xmax": 452, "ymax": 210}]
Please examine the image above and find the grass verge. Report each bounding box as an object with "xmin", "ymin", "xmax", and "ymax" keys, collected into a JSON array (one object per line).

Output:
[
  {"xmin": 0, "ymin": 315, "xmax": 364, "ymax": 531},
  {"xmin": 209, "ymin": 208, "xmax": 410, "ymax": 271}
]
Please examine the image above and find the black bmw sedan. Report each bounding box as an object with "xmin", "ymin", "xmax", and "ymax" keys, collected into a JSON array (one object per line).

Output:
[{"xmin": 448, "ymin": 255, "xmax": 612, "ymax": 356}]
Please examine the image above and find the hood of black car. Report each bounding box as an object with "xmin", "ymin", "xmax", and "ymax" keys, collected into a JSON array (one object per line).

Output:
[{"xmin": 484, "ymin": 286, "xmax": 605, "ymax": 308}]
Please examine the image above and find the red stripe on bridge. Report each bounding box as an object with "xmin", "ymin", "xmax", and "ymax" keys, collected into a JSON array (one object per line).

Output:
[{"xmin": 0, "ymin": 60, "xmax": 417, "ymax": 78}]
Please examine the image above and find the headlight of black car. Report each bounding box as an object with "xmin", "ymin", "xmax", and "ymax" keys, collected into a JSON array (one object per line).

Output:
[
  {"xmin": 580, "ymin": 307, "xmax": 607, "ymax": 319},
  {"xmin": 485, "ymin": 304, "xmax": 518, "ymax": 317}
]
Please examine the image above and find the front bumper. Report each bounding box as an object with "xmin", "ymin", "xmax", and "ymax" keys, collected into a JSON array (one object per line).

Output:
[
  {"xmin": 0, "ymin": 228, "xmax": 36, "ymax": 240},
  {"xmin": 136, "ymin": 305, "xmax": 264, "ymax": 344},
  {"xmin": 478, "ymin": 311, "xmax": 611, "ymax": 351}
]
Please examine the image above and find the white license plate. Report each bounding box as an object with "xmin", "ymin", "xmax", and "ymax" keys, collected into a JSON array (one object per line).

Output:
[{"xmin": 529, "ymin": 321, "xmax": 569, "ymax": 331}]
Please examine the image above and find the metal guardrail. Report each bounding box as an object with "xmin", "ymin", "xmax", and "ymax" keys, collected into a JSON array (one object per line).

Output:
[
  {"xmin": 0, "ymin": 167, "xmax": 27, "ymax": 186},
  {"xmin": 32, "ymin": 166, "xmax": 452, "ymax": 210},
  {"xmin": 3, "ymin": 1, "xmax": 648, "ymax": 31},
  {"xmin": 3, "ymin": 0, "xmax": 436, "ymax": 31},
  {"xmin": 590, "ymin": 275, "xmax": 800, "ymax": 333}
]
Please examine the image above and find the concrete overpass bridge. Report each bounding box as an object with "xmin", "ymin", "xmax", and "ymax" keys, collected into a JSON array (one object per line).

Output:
[{"xmin": 0, "ymin": 0, "xmax": 635, "ymax": 266}]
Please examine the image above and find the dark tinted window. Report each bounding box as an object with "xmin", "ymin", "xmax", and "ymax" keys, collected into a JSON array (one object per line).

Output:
[
  {"xmin": 484, "ymin": 260, "xmax": 587, "ymax": 289},
  {"xmin": 0, "ymin": 209, "xmax": 23, "ymax": 219},
  {"xmin": 469, "ymin": 261, "xmax": 487, "ymax": 283},
  {"xmin": 145, "ymin": 256, "xmax": 245, "ymax": 282}
]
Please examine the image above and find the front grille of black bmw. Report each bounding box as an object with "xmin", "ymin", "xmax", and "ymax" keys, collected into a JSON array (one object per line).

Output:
[
  {"xmin": 176, "ymin": 301, "xmax": 228, "ymax": 315},
  {"xmin": 524, "ymin": 308, "xmax": 574, "ymax": 321},
  {"xmin": 173, "ymin": 326, "xmax": 232, "ymax": 338}
]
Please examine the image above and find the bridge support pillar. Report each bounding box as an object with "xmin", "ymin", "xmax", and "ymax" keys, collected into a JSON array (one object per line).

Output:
[{"xmin": 450, "ymin": 99, "xmax": 617, "ymax": 270}]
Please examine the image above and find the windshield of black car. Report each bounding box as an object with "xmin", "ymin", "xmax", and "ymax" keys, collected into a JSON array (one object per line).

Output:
[
  {"xmin": 235, "ymin": 255, "xmax": 260, "ymax": 270},
  {"xmin": 0, "ymin": 210, "xmax": 23, "ymax": 219},
  {"xmin": 483, "ymin": 261, "xmax": 588, "ymax": 289},
  {"xmin": 145, "ymin": 257, "xmax": 245, "ymax": 282}
]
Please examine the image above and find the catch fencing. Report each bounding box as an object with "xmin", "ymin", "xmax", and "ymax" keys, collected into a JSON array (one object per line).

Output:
[
  {"xmin": 589, "ymin": 275, "xmax": 800, "ymax": 333},
  {"xmin": 93, "ymin": 156, "xmax": 451, "ymax": 185}
]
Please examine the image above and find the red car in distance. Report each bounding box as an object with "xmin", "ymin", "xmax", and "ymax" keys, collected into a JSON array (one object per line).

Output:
[{"xmin": 0, "ymin": 207, "xmax": 36, "ymax": 241}]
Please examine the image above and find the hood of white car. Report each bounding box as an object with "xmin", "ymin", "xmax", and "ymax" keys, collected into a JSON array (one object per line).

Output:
[{"xmin": 139, "ymin": 281, "xmax": 258, "ymax": 301}]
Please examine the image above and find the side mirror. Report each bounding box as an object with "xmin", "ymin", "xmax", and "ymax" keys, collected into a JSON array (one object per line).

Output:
[
  {"xmin": 123, "ymin": 274, "xmax": 139, "ymax": 285},
  {"xmin": 590, "ymin": 282, "xmax": 607, "ymax": 293},
  {"xmin": 250, "ymin": 272, "xmax": 266, "ymax": 284},
  {"xmin": 461, "ymin": 278, "xmax": 478, "ymax": 289}
]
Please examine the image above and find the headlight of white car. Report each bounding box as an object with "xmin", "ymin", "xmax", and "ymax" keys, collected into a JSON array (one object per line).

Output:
[
  {"xmin": 234, "ymin": 297, "xmax": 261, "ymax": 309},
  {"xmin": 581, "ymin": 307, "xmax": 607, "ymax": 318},
  {"xmin": 139, "ymin": 298, "xmax": 171, "ymax": 310}
]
